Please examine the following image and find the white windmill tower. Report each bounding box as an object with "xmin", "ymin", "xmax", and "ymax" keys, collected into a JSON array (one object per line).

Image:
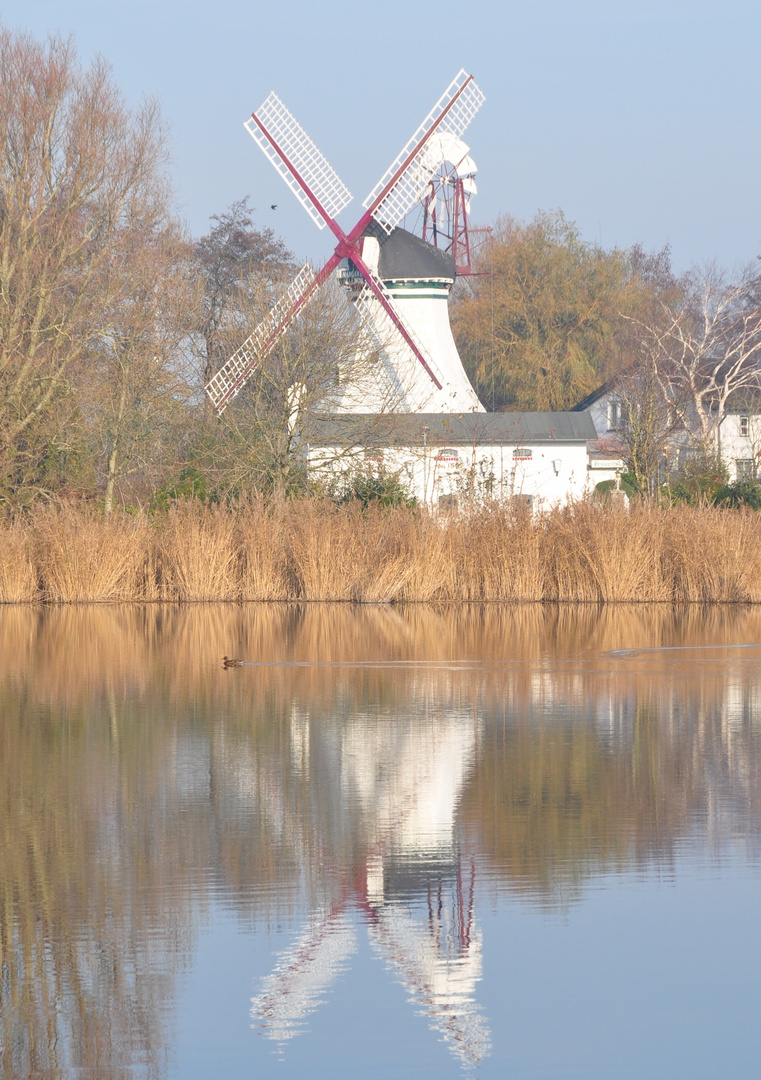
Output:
[{"xmin": 204, "ymin": 70, "xmax": 486, "ymax": 417}]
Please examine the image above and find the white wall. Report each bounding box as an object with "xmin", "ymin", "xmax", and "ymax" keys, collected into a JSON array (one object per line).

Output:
[
  {"xmin": 719, "ymin": 414, "xmax": 761, "ymax": 480},
  {"xmin": 333, "ymin": 278, "xmax": 484, "ymax": 415},
  {"xmin": 587, "ymin": 462, "xmax": 625, "ymax": 488},
  {"xmin": 585, "ymin": 392, "xmax": 623, "ymax": 438},
  {"xmin": 309, "ymin": 441, "xmax": 591, "ymax": 509}
]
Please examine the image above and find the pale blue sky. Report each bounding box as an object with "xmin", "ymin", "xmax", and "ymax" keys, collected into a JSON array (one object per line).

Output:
[{"xmin": 6, "ymin": 1, "xmax": 760, "ymax": 271}]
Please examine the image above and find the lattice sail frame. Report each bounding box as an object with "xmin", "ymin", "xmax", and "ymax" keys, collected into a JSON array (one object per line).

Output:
[
  {"xmin": 362, "ymin": 69, "xmax": 485, "ymax": 233},
  {"xmin": 246, "ymin": 93, "xmax": 353, "ymax": 229},
  {"xmin": 205, "ymin": 263, "xmax": 317, "ymax": 413}
]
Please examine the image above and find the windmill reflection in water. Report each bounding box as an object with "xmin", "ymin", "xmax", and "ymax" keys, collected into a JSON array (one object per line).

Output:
[{"xmin": 248, "ymin": 700, "xmax": 491, "ymax": 1068}]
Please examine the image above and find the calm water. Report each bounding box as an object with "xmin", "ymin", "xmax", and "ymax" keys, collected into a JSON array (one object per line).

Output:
[{"xmin": 1, "ymin": 603, "xmax": 761, "ymax": 1079}]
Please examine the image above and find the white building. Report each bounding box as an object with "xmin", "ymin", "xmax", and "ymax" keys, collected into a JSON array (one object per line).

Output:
[
  {"xmin": 574, "ymin": 381, "xmax": 761, "ymax": 483},
  {"xmin": 307, "ymin": 411, "xmax": 596, "ymax": 509},
  {"xmin": 717, "ymin": 401, "xmax": 761, "ymax": 480},
  {"xmin": 310, "ymin": 225, "xmax": 603, "ymax": 508}
]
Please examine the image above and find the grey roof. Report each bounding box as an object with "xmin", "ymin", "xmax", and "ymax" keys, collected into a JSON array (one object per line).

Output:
[
  {"xmin": 362, "ymin": 222, "xmax": 456, "ymax": 281},
  {"xmin": 571, "ymin": 379, "xmax": 617, "ymax": 412},
  {"xmin": 307, "ymin": 411, "xmax": 596, "ymax": 447},
  {"xmin": 573, "ymin": 378, "xmax": 761, "ymax": 415}
]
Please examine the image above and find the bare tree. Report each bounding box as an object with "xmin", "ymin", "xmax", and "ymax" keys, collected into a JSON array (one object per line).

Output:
[
  {"xmin": 0, "ymin": 27, "xmax": 173, "ymax": 505},
  {"xmin": 193, "ymin": 198, "xmax": 293, "ymax": 390},
  {"xmin": 634, "ymin": 265, "xmax": 761, "ymax": 450},
  {"xmin": 83, "ymin": 223, "xmax": 199, "ymax": 513},
  {"xmin": 204, "ymin": 276, "xmax": 395, "ymax": 496},
  {"xmin": 614, "ymin": 359, "xmax": 683, "ymax": 491}
]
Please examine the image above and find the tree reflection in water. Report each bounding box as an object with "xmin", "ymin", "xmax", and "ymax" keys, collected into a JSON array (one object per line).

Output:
[{"xmin": 1, "ymin": 602, "xmax": 761, "ymax": 1077}]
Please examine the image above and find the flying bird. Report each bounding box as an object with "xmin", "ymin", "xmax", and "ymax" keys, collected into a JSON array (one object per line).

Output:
[{"xmin": 270, "ymin": 204, "xmax": 277, "ymax": 210}]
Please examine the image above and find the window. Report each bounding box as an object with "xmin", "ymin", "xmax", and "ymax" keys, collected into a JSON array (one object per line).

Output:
[
  {"xmin": 736, "ymin": 459, "xmax": 755, "ymax": 479},
  {"xmin": 607, "ymin": 400, "xmax": 623, "ymax": 430},
  {"xmin": 436, "ymin": 448, "xmax": 459, "ymax": 463},
  {"xmin": 363, "ymin": 449, "xmax": 385, "ymax": 463},
  {"xmin": 512, "ymin": 447, "xmax": 532, "ymax": 461},
  {"xmin": 740, "ymin": 416, "xmax": 750, "ymax": 437}
]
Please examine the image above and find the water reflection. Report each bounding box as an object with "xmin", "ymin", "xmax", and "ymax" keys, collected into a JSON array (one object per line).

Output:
[
  {"xmin": 1, "ymin": 603, "xmax": 761, "ymax": 1077},
  {"xmin": 250, "ymin": 699, "xmax": 489, "ymax": 1065}
]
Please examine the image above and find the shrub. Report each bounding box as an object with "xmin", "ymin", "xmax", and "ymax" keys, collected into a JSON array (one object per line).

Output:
[
  {"xmin": 151, "ymin": 467, "xmax": 215, "ymax": 511},
  {"xmin": 664, "ymin": 452, "xmax": 727, "ymax": 506},
  {"xmin": 713, "ymin": 478, "xmax": 761, "ymax": 509},
  {"xmin": 334, "ymin": 467, "xmax": 416, "ymax": 509},
  {"xmin": 595, "ymin": 471, "xmax": 639, "ymax": 500}
]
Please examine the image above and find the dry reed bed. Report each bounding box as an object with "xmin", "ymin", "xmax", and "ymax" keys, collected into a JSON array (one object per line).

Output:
[{"xmin": 2, "ymin": 498, "xmax": 761, "ymax": 603}]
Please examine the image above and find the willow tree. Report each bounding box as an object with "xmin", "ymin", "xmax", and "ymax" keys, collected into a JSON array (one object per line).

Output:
[
  {"xmin": 0, "ymin": 27, "xmax": 174, "ymax": 505},
  {"xmin": 451, "ymin": 211, "xmax": 671, "ymax": 412}
]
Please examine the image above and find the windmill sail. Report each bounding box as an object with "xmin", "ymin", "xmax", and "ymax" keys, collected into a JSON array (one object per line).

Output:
[
  {"xmin": 247, "ymin": 92, "xmax": 353, "ymax": 229},
  {"xmin": 205, "ymin": 263, "xmax": 317, "ymax": 413},
  {"xmin": 362, "ymin": 70, "xmax": 485, "ymax": 233},
  {"xmin": 251, "ymin": 909, "xmax": 357, "ymax": 1043},
  {"xmin": 368, "ymin": 905, "xmax": 491, "ymax": 1069}
]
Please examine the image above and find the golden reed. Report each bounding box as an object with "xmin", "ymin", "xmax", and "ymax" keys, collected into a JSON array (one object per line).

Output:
[{"xmin": 2, "ymin": 497, "xmax": 761, "ymax": 603}]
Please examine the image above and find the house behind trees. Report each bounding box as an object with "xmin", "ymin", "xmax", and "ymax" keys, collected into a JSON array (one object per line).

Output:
[{"xmin": 573, "ymin": 380, "xmax": 761, "ymax": 485}]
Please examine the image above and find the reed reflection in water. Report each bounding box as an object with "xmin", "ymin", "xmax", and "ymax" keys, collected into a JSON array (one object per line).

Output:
[{"xmin": 1, "ymin": 603, "xmax": 761, "ymax": 1078}]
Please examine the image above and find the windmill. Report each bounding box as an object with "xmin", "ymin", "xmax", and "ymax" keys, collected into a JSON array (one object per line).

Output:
[{"xmin": 205, "ymin": 70, "xmax": 486, "ymax": 416}]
